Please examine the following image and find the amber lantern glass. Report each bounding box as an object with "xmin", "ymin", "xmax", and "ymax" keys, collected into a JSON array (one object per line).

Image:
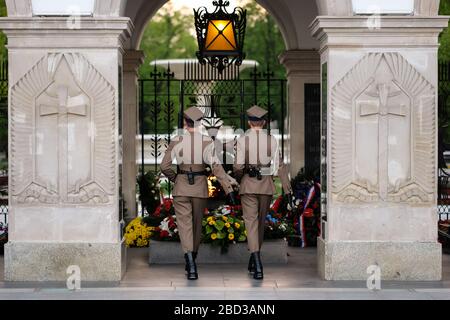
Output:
[{"xmin": 204, "ymin": 19, "xmax": 237, "ymax": 51}]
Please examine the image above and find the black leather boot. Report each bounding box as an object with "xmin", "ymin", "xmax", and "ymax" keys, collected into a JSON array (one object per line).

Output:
[
  {"xmin": 185, "ymin": 252, "xmax": 198, "ymax": 272},
  {"xmin": 248, "ymin": 254, "xmax": 255, "ymax": 273},
  {"xmin": 252, "ymin": 252, "xmax": 264, "ymax": 280},
  {"xmin": 184, "ymin": 252, "xmax": 198, "ymax": 280}
]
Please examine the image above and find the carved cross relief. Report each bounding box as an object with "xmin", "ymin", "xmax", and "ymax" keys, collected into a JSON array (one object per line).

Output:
[
  {"xmin": 37, "ymin": 67, "xmax": 90, "ymax": 202},
  {"xmin": 356, "ymin": 64, "xmax": 409, "ymax": 201},
  {"xmin": 331, "ymin": 53, "xmax": 435, "ymax": 204},
  {"xmin": 10, "ymin": 53, "xmax": 116, "ymax": 205}
]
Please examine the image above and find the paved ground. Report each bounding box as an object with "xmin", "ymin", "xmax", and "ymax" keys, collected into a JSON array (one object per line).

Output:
[{"xmin": 0, "ymin": 247, "xmax": 450, "ymax": 300}]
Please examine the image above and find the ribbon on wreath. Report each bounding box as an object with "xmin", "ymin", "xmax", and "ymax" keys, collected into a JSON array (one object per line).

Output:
[{"xmin": 300, "ymin": 184, "xmax": 317, "ymax": 248}]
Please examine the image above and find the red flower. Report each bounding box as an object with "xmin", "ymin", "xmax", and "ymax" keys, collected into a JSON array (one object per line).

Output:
[
  {"xmin": 153, "ymin": 206, "xmax": 162, "ymax": 217},
  {"xmin": 168, "ymin": 217, "xmax": 176, "ymax": 229},
  {"xmin": 160, "ymin": 230, "xmax": 169, "ymax": 238},
  {"xmin": 303, "ymin": 208, "xmax": 314, "ymax": 218},
  {"xmin": 229, "ymin": 205, "xmax": 242, "ymax": 216},
  {"xmin": 163, "ymin": 199, "xmax": 173, "ymax": 211}
]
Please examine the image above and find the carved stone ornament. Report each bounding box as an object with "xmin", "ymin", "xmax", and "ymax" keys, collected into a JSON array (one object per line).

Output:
[
  {"xmin": 10, "ymin": 53, "xmax": 116, "ymax": 205},
  {"xmin": 330, "ymin": 53, "xmax": 435, "ymax": 204}
]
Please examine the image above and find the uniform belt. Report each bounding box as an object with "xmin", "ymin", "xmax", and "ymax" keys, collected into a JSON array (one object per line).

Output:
[
  {"xmin": 245, "ymin": 167, "xmax": 263, "ymax": 180},
  {"xmin": 245, "ymin": 166, "xmax": 273, "ymax": 179},
  {"xmin": 177, "ymin": 168, "xmax": 209, "ymax": 185},
  {"xmin": 177, "ymin": 169, "xmax": 209, "ymax": 176}
]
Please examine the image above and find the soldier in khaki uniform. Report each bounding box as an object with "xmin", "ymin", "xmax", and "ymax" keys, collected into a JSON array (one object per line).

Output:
[
  {"xmin": 161, "ymin": 107, "xmax": 236, "ymax": 280},
  {"xmin": 233, "ymin": 106, "xmax": 292, "ymax": 280}
]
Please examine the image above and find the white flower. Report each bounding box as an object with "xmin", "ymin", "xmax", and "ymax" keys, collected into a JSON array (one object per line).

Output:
[
  {"xmin": 174, "ymin": 228, "xmax": 178, "ymax": 234},
  {"xmin": 287, "ymin": 204, "xmax": 292, "ymax": 211},
  {"xmin": 295, "ymin": 199, "xmax": 301, "ymax": 206},
  {"xmin": 160, "ymin": 220, "xmax": 170, "ymax": 231}
]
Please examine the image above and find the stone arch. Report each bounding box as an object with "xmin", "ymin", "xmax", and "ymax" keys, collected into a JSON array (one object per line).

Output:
[{"xmin": 124, "ymin": 0, "xmax": 320, "ymax": 51}]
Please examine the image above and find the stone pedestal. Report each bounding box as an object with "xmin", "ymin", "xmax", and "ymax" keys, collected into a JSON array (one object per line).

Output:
[
  {"xmin": 318, "ymin": 238, "xmax": 441, "ymax": 281},
  {"xmin": 122, "ymin": 50, "xmax": 144, "ymax": 222},
  {"xmin": 0, "ymin": 17, "xmax": 132, "ymax": 282},
  {"xmin": 280, "ymin": 50, "xmax": 320, "ymax": 176},
  {"xmin": 311, "ymin": 16, "xmax": 448, "ymax": 281}
]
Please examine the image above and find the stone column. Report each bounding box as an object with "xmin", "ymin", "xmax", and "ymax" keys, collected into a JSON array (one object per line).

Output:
[
  {"xmin": 311, "ymin": 16, "xmax": 448, "ymax": 281},
  {"xmin": 280, "ymin": 50, "xmax": 320, "ymax": 176},
  {"xmin": 0, "ymin": 17, "xmax": 132, "ymax": 282},
  {"xmin": 122, "ymin": 50, "xmax": 144, "ymax": 223}
]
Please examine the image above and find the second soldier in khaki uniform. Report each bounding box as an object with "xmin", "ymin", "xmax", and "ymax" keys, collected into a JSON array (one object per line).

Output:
[
  {"xmin": 161, "ymin": 107, "xmax": 236, "ymax": 280},
  {"xmin": 233, "ymin": 106, "xmax": 292, "ymax": 280}
]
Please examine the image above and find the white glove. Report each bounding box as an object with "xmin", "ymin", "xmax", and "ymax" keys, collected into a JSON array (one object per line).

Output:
[{"xmin": 227, "ymin": 175, "xmax": 239, "ymax": 187}]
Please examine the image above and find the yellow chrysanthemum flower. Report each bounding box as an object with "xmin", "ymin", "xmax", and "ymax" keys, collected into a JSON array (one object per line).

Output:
[
  {"xmin": 207, "ymin": 217, "xmax": 213, "ymax": 222},
  {"xmin": 234, "ymin": 223, "xmax": 241, "ymax": 229},
  {"xmin": 209, "ymin": 220, "xmax": 215, "ymax": 226},
  {"xmin": 222, "ymin": 216, "xmax": 228, "ymax": 221},
  {"xmin": 228, "ymin": 234, "xmax": 235, "ymax": 241},
  {"xmin": 211, "ymin": 233, "xmax": 218, "ymax": 240},
  {"xmin": 225, "ymin": 223, "xmax": 231, "ymax": 228}
]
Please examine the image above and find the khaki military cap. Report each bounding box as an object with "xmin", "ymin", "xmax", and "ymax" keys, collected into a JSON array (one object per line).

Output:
[
  {"xmin": 184, "ymin": 107, "xmax": 204, "ymax": 122},
  {"xmin": 247, "ymin": 105, "xmax": 268, "ymax": 120}
]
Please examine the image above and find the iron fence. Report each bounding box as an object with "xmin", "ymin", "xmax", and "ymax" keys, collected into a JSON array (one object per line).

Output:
[
  {"xmin": 0, "ymin": 58, "xmax": 7, "ymax": 236},
  {"xmin": 439, "ymin": 61, "xmax": 450, "ymax": 221}
]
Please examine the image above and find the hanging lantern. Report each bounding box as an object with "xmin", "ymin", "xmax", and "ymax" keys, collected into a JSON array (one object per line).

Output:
[{"xmin": 194, "ymin": 0, "xmax": 247, "ymax": 73}]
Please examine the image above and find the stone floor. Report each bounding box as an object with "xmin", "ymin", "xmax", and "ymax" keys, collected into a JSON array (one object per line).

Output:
[{"xmin": 0, "ymin": 247, "xmax": 450, "ymax": 300}]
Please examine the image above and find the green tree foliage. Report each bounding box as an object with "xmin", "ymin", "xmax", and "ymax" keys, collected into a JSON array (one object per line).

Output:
[
  {"xmin": 239, "ymin": 1, "xmax": 286, "ymax": 78},
  {"xmin": 0, "ymin": 0, "xmax": 5, "ymax": 58},
  {"xmin": 139, "ymin": 4, "xmax": 198, "ymax": 78},
  {"xmin": 439, "ymin": 0, "xmax": 450, "ymax": 61}
]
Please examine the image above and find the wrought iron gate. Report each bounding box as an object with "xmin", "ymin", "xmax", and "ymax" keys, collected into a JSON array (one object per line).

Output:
[
  {"xmin": 138, "ymin": 61, "xmax": 287, "ymax": 198},
  {"xmin": 304, "ymin": 84, "xmax": 321, "ymax": 177},
  {"xmin": 0, "ymin": 58, "xmax": 8, "ymax": 238},
  {"xmin": 438, "ymin": 61, "xmax": 450, "ymax": 221}
]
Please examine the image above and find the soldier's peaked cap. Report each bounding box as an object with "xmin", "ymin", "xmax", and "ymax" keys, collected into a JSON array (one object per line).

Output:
[
  {"xmin": 184, "ymin": 107, "xmax": 204, "ymax": 122},
  {"xmin": 247, "ymin": 105, "xmax": 268, "ymax": 120}
]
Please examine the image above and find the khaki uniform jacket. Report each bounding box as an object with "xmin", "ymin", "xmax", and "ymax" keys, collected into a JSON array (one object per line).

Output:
[
  {"xmin": 161, "ymin": 131, "xmax": 234, "ymax": 198},
  {"xmin": 233, "ymin": 129, "xmax": 292, "ymax": 196}
]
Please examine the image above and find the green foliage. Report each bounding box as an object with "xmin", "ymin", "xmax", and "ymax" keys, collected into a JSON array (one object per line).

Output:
[
  {"xmin": 440, "ymin": 0, "xmax": 450, "ymax": 61},
  {"xmin": 139, "ymin": 4, "xmax": 198, "ymax": 78},
  {"xmin": 239, "ymin": 1, "xmax": 286, "ymax": 79},
  {"xmin": 0, "ymin": 0, "xmax": 6, "ymax": 59}
]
